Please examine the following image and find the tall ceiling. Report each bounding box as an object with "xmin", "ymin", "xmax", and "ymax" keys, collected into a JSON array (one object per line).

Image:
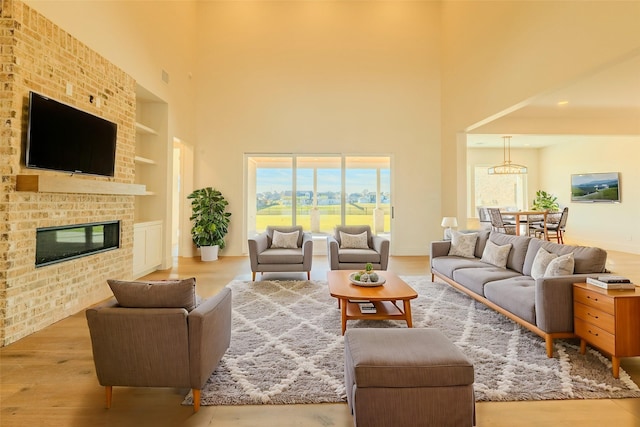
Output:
[{"xmin": 467, "ymin": 52, "xmax": 640, "ymax": 149}]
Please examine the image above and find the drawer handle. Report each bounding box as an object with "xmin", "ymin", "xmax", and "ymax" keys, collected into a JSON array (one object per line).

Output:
[
  {"xmin": 587, "ymin": 312, "xmax": 599, "ymax": 319},
  {"xmin": 586, "ymin": 296, "xmax": 599, "ymax": 302},
  {"xmin": 588, "ymin": 329, "xmax": 599, "ymax": 337}
]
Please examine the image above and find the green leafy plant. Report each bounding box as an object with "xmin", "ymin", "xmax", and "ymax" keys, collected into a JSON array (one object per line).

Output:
[
  {"xmin": 187, "ymin": 187, "xmax": 231, "ymax": 249},
  {"xmin": 532, "ymin": 190, "xmax": 559, "ymax": 212}
]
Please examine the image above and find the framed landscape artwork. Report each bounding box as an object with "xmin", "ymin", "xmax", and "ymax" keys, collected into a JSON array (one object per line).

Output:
[{"xmin": 571, "ymin": 172, "xmax": 620, "ymax": 203}]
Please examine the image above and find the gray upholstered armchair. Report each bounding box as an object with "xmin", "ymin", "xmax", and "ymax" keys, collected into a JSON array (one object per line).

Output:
[
  {"xmin": 248, "ymin": 225, "xmax": 313, "ymax": 281},
  {"xmin": 327, "ymin": 225, "xmax": 390, "ymax": 270},
  {"xmin": 86, "ymin": 278, "xmax": 232, "ymax": 412}
]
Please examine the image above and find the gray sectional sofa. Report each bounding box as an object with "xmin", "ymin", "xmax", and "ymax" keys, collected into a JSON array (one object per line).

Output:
[{"xmin": 430, "ymin": 230, "xmax": 608, "ymax": 357}]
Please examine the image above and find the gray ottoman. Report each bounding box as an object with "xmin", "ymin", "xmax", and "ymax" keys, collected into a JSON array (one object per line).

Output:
[{"xmin": 344, "ymin": 328, "xmax": 475, "ymax": 427}]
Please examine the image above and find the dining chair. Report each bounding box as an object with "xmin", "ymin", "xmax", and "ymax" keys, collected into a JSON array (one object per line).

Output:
[
  {"xmin": 534, "ymin": 207, "xmax": 569, "ymax": 243},
  {"xmin": 487, "ymin": 208, "xmax": 517, "ymax": 235}
]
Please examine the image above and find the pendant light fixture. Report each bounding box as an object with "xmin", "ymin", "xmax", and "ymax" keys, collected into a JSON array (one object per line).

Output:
[{"xmin": 487, "ymin": 136, "xmax": 528, "ymax": 174}]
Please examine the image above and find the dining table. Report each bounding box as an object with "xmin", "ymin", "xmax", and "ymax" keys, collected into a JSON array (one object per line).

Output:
[{"xmin": 500, "ymin": 210, "xmax": 549, "ymax": 240}]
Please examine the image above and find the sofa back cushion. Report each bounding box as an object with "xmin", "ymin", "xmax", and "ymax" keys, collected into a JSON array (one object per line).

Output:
[
  {"xmin": 523, "ymin": 238, "xmax": 607, "ymax": 276},
  {"xmin": 488, "ymin": 232, "xmax": 531, "ymax": 273},
  {"xmin": 107, "ymin": 277, "xmax": 198, "ymax": 311},
  {"xmin": 473, "ymin": 229, "xmax": 491, "ymax": 258}
]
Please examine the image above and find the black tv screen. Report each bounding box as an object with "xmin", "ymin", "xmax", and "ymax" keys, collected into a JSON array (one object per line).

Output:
[
  {"xmin": 25, "ymin": 91, "xmax": 117, "ymax": 177},
  {"xmin": 571, "ymin": 172, "xmax": 620, "ymax": 203}
]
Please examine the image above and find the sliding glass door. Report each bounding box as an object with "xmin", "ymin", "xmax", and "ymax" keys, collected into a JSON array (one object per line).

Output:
[{"xmin": 246, "ymin": 154, "xmax": 391, "ymax": 240}]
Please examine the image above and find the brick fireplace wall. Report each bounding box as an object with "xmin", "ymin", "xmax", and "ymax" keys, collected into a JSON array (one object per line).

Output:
[{"xmin": 0, "ymin": 0, "xmax": 137, "ymax": 345}]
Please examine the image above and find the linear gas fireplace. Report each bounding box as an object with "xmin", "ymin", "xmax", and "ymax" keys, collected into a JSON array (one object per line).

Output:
[{"xmin": 36, "ymin": 221, "xmax": 120, "ymax": 267}]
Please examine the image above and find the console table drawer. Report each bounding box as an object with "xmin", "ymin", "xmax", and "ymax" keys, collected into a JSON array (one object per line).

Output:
[
  {"xmin": 574, "ymin": 318, "xmax": 615, "ymax": 354},
  {"xmin": 573, "ymin": 302, "xmax": 615, "ymax": 334},
  {"xmin": 573, "ymin": 287, "xmax": 614, "ymax": 315}
]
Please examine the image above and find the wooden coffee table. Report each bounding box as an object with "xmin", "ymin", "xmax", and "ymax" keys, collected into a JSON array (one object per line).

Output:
[{"xmin": 328, "ymin": 270, "xmax": 418, "ymax": 335}]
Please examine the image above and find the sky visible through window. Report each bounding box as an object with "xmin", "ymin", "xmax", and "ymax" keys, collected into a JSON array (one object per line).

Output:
[{"xmin": 257, "ymin": 168, "xmax": 390, "ymax": 194}]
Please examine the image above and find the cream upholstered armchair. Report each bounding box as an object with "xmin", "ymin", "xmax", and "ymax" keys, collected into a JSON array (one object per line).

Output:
[
  {"xmin": 86, "ymin": 278, "xmax": 232, "ymax": 412},
  {"xmin": 248, "ymin": 225, "xmax": 313, "ymax": 281},
  {"xmin": 327, "ymin": 225, "xmax": 389, "ymax": 270}
]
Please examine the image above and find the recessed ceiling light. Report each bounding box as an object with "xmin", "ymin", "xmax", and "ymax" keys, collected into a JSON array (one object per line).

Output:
[{"xmin": 557, "ymin": 100, "xmax": 569, "ymax": 106}]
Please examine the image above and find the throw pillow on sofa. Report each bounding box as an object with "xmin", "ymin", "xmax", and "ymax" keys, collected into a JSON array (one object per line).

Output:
[
  {"xmin": 530, "ymin": 247, "xmax": 558, "ymax": 279},
  {"xmin": 339, "ymin": 231, "xmax": 369, "ymax": 249},
  {"xmin": 544, "ymin": 252, "xmax": 575, "ymax": 276},
  {"xmin": 448, "ymin": 230, "xmax": 478, "ymax": 258},
  {"xmin": 271, "ymin": 230, "xmax": 299, "ymax": 249},
  {"xmin": 480, "ymin": 240, "xmax": 512, "ymax": 268}
]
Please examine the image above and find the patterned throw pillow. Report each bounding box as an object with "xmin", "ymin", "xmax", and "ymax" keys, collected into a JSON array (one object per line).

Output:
[
  {"xmin": 339, "ymin": 231, "xmax": 369, "ymax": 249},
  {"xmin": 530, "ymin": 247, "xmax": 558, "ymax": 279},
  {"xmin": 448, "ymin": 231, "xmax": 478, "ymax": 258},
  {"xmin": 107, "ymin": 277, "xmax": 198, "ymax": 311},
  {"xmin": 271, "ymin": 230, "xmax": 299, "ymax": 249},
  {"xmin": 480, "ymin": 240, "xmax": 512, "ymax": 268},
  {"xmin": 544, "ymin": 252, "xmax": 575, "ymax": 276}
]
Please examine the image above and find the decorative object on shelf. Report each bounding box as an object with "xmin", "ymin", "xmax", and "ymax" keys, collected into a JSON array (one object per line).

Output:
[
  {"xmin": 349, "ymin": 271, "xmax": 385, "ymax": 287},
  {"xmin": 532, "ymin": 190, "xmax": 559, "ymax": 212},
  {"xmin": 487, "ymin": 135, "xmax": 528, "ymax": 174},
  {"xmin": 440, "ymin": 216, "xmax": 458, "ymax": 240},
  {"xmin": 187, "ymin": 187, "xmax": 231, "ymax": 261}
]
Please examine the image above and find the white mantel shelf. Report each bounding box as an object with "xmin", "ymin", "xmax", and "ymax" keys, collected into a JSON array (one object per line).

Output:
[{"xmin": 16, "ymin": 174, "xmax": 146, "ymax": 195}]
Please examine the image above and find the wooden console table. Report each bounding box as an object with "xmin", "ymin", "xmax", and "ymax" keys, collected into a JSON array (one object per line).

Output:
[{"xmin": 573, "ymin": 282, "xmax": 640, "ymax": 378}]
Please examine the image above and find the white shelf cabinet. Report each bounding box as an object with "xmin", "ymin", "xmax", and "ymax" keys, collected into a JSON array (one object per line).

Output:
[
  {"xmin": 133, "ymin": 220, "xmax": 163, "ymax": 278},
  {"xmin": 134, "ymin": 85, "xmax": 170, "ymax": 275}
]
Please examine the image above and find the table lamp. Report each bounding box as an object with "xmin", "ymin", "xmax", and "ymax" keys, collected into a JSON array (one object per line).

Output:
[{"xmin": 441, "ymin": 217, "xmax": 458, "ymax": 240}]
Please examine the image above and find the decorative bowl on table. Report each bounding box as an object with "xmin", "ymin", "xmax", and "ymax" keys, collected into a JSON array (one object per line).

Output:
[{"xmin": 349, "ymin": 272, "xmax": 386, "ymax": 287}]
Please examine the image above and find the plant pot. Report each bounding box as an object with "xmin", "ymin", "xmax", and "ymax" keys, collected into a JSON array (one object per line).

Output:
[{"xmin": 200, "ymin": 245, "xmax": 219, "ymax": 261}]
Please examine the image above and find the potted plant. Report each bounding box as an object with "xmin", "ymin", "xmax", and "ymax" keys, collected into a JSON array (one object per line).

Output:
[
  {"xmin": 532, "ymin": 190, "xmax": 559, "ymax": 212},
  {"xmin": 187, "ymin": 187, "xmax": 231, "ymax": 261}
]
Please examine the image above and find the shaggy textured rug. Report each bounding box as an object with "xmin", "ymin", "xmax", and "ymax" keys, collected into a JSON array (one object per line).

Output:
[{"xmin": 184, "ymin": 277, "xmax": 640, "ymax": 406}]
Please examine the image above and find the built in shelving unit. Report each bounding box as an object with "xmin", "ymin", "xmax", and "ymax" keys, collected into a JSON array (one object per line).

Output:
[{"xmin": 133, "ymin": 85, "xmax": 170, "ymax": 278}]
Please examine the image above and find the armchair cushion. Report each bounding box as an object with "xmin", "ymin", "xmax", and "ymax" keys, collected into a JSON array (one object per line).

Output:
[
  {"xmin": 339, "ymin": 231, "xmax": 369, "ymax": 249},
  {"xmin": 107, "ymin": 277, "xmax": 198, "ymax": 311},
  {"xmin": 271, "ymin": 230, "xmax": 300, "ymax": 249}
]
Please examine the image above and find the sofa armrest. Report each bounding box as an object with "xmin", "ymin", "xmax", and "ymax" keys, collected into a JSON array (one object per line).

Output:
[
  {"xmin": 188, "ymin": 287, "xmax": 232, "ymax": 389},
  {"xmin": 372, "ymin": 236, "xmax": 390, "ymax": 270},
  {"xmin": 430, "ymin": 240, "xmax": 451, "ymax": 270},
  {"xmin": 534, "ymin": 273, "xmax": 594, "ymax": 333},
  {"xmin": 301, "ymin": 232, "xmax": 314, "ymax": 271},
  {"xmin": 327, "ymin": 235, "xmax": 340, "ymax": 270},
  {"xmin": 248, "ymin": 232, "xmax": 269, "ymax": 271}
]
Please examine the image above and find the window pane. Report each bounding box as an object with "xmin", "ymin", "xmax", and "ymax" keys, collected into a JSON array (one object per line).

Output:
[
  {"xmin": 345, "ymin": 157, "xmax": 391, "ymax": 234},
  {"xmin": 253, "ymin": 157, "xmax": 293, "ymax": 233},
  {"xmin": 474, "ymin": 166, "xmax": 527, "ymax": 215},
  {"xmin": 297, "ymin": 157, "xmax": 342, "ymax": 234}
]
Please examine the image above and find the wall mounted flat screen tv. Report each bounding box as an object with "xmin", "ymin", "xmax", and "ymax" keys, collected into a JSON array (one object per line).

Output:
[
  {"xmin": 571, "ymin": 172, "xmax": 620, "ymax": 203},
  {"xmin": 25, "ymin": 91, "xmax": 117, "ymax": 177}
]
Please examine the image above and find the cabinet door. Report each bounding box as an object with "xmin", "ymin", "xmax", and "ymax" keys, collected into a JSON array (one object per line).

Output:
[
  {"xmin": 133, "ymin": 226, "xmax": 147, "ymax": 274},
  {"xmin": 146, "ymin": 223, "xmax": 163, "ymax": 267}
]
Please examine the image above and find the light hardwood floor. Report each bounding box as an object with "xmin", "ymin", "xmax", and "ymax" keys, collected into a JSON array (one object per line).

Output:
[{"xmin": 1, "ymin": 251, "xmax": 639, "ymax": 427}]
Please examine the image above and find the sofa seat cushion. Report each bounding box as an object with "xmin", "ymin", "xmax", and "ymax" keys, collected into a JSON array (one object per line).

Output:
[
  {"xmin": 431, "ymin": 257, "xmax": 489, "ymax": 279},
  {"xmin": 452, "ymin": 267, "xmax": 521, "ymax": 296},
  {"xmin": 338, "ymin": 248, "xmax": 381, "ymax": 264},
  {"xmin": 257, "ymin": 248, "xmax": 304, "ymax": 264},
  {"xmin": 484, "ymin": 277, "xmax": 536, "ymax": 325}
]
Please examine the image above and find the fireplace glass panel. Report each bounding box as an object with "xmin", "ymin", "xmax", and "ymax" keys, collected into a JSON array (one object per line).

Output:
[{"xmin": 36, "ymin": 221, "xmax": 120, "ymax": 267}]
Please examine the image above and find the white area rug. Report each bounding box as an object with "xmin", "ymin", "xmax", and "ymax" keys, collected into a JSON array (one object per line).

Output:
[{"xmin": 184, "ymin": 277, "xmax": 640, "ymax": 406}]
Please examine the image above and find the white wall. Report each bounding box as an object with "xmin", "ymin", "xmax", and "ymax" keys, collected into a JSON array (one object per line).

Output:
[
  {"xmin": 193, "ymin": 1, "xmax": 442, "ymax": 255},
  {"xmin": 538, "ymin": 137, "xmax": 640, "ymax": 253}
]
